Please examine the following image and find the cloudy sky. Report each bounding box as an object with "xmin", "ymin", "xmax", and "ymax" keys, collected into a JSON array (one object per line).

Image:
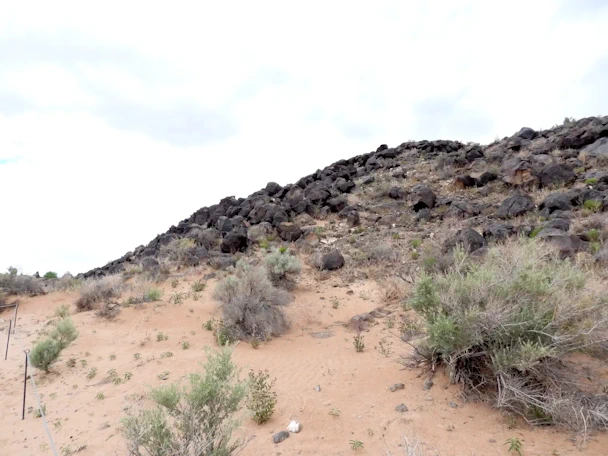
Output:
[{"xmin": 1, "ymin": 0, "xmax": 607, "ymax": 275}]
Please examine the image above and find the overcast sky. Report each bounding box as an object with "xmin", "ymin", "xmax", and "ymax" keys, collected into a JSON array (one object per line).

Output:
[{"xmin": 1, "ymin": 0, "xmax": 607, "ymax": 275}]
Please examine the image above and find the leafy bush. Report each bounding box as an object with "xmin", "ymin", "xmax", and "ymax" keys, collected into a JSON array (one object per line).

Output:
[
  {"xmin": 213, "ymin": 261, "xmax": 291, "ymax": 341},
  {"xmin": 43, "ymin": 271, "xmax": 58, "ymax": 279},
  {"xmin": 75, "ymin": 275, "xmax": 123, "ymax": 311},
  {"xmin": 264, "ymin": 248, "xmax": 302, "ymax": 289},
  {"xmin": 122, "ymin": 347, "xmax": 247, "ymax": 456},
  {"xmin": 409, "ymin": 238, "xmax": 608, "ymax": 431},
  {"xmin": 30, "ymin": 318, "xmax": 78, "ymax": 372},
  {"xmin": 54, "ymin": 304, "xmax": 70, "ymax": 318},
  {"xmin": 30, "ymin": 339, "xmax": 62, "ymax": 373},
  {"xmin": 246, "ymin": 369, "xmax": 277, "ymax": 424}
]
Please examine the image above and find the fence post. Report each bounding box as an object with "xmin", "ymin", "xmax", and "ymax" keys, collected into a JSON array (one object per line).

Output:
[
  {"xmin": 12, "ymin": 302, "xmax": 19, "ymax": 333},
  {"xmin": 22, "ymin": 349, "xmax": 29, "ymax": 420},
  {"xmin": 5, "ymin": 319, "xmax": 12, "ymax": 360}
]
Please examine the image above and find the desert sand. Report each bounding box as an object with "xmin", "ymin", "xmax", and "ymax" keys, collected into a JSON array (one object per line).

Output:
[{"xmin": 1, "ymin": 268, "xmax": 607, "ymax": 456}]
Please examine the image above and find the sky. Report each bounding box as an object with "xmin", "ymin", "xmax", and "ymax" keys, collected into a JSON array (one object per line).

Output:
[{"xmin": 1, "ymin": 0, "xmax": 607, "ymax": 275}]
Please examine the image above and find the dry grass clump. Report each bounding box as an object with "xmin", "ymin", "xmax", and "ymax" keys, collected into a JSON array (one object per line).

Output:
[
  {"xmin": 95, "ymin": 301, "xmax": 121, "ymax": 320},
  {"xmin": 213, "ymin": 260, "xmax": 291, "ymax": 341},
  {"xmin": 49, "ymin": 273, "xmax": 82, "ymax": 292},
  {"xmin": 365, "ymin": 242, "xmax": 401, "ymax": 264},
  {"xmin": 0, "ymin": 270, "xmax": 44, "ymax": 296},
  {"xmin": 76, "ymin": 275, "xmax": 124, "ymax": 312},
  {"xmin": 159, "ymin": 238, "xmax": 197, "ymax": 266},
  {"xmin": 409, "ymin": 237, "xmax": 608, "ymax": 432},
  {"xmin": 379, "ymin": 276, "xmax": 409, "ymax": 304}
]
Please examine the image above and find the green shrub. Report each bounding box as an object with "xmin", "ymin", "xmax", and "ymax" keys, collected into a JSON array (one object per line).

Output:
[
  {"xmin": 584, "ymin": 177, "xmax": 598, "ymax": 185},
  {"xmin": 246, "ymin": 369, "xmax": 277, "ymax": 424},
  {"xmin": 50, "ymin": 318, "xmax": 78, "ymax": 348},
  {"xmin": 213, "ymin": 261, "xmax": 291, "ymax": 341},
  {"xmin": 30, "ymin": 318, "xmax": 78, "ymax": 372},
  {"xmin": 191, "ymin": 279, "xmax": 206, "ymax": 293},
  {"xmin": 264, "ymin": 248, "xmax": 302, "ymax": 288},
  {"xmin": 408, "ymin": 239, "xmax": 607, "ymax": 431},
  {"xmin": 43, "ymin": 271, "xmax": 58, "ymax": 279},
  {"xmin": 30, "ymin": 339, "xmax": 63, "ymax": 373},
  {"xmin": 122, "ymin": 347, "xmax": 248, "ymax": 455},
  {"xmin": 583, "ymin": 199, "xmax": 602, "ymax": 213},
  {"xmin": 54, "ymin": 304, "xmax": 70, "ymax": 318},
  {"xmin": 143, "ymin": 287, "xmax": 162, "ymax": 302}
]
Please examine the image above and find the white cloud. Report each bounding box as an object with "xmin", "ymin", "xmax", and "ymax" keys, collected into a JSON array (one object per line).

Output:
[{"xmin": 1, "ymin": 0, "xmax": 607, "ymax": 274}]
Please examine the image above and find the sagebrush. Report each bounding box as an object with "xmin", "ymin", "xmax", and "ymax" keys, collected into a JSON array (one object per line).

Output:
[
  {"xmin": 122, "ymin": 347, "xmax": 247, "ymax": 456},
  {"xmin": 264, "ymin": 248, "xmax": 302, "ymax": 289},
  {"xmin": 75, "ymin": 275, "xmax": 123, "ymax": 311},
  {"xmin": 409, "ymin": 238, "xmax": 608, "ymax": 431},
  {"xmin": 30, "ymin": 318, "xmax": 79, "ymax": 372},
  {"xmin": 213, "ymin": 261, "xmax": 291, "ymax": 341}
]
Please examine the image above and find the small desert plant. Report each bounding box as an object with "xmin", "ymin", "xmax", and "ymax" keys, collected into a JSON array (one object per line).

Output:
[
  {"xmin": 66, "ymin": 357, "xmax": 77, "ymax": 368},
  {"xmin": 583, "ymin": 199, "xmax": 602, "ymax": 213},
  {"xmin": 191, "ymin": 279, "xmax": 206, "ymax": 292},
  {"xmin": 349, "ymin": 439, "xmax": 364, "ymax": 450},
  {"xmin": 409, "ymin": 238, "xmax": 608, "ymax": 431},
  {"xmin": 171, "ymin": 279, "xmax": 178, "ymax": 288},
  {"xmin": 76, "ymin": 275, "xmax": 123, "ymax": 311},
  {"xmin": 133, "ymin": 353, "xmax": 141, "ymax": 360},
  {"xmin": 213, "ymin": 261, "xmax": 291, "ymax": 341},
  {"xmin": 376, "ymin": 337, "xmax": 393, "ymax": 357},
  {"xmin": 214, "ymin": 319, "xmax": 233, "ymax": 347},
  {"xmin": 587, "ymin": 228, "xmax": 601, "ymax": 243},
  {"xmin": 181, "ymin": 341, "xmax": 190, "ymax": 350},
  {"xmin": 160, "ymin": 351, "xmax": 173, "ymax": 358},
  {"xmin": 353, "ymin": 332, "xmax": 365, "ymax": 352},
  {"xmin": 95, "ymin": 301, "xmax": 121, "ymax": 320},
  {"xmin": 54, "ymin": 304, "xmax": 70, "ymax": 318},
  {"xmin": 156, "ymin": 332, "xmax": 169, "ymax": 342},
  {"xmin": 95, "ymin": 392, "xmax": 105, "ymax": 400},
  {"xmin": 86, "ymin": 367, "xmax": 98, "ymax": 379},
  {"xmin": 329, "ymin": 407, "xmax": 341, "ymax": 417},
  {"xmin": 585, "ymin": 177, "xmax": 598, "ymax": 185},
  {"xmin": 124, "ymin": 372, "xmax": 133, "ymax": 380},
  {"xmin": 169, "ymin": 291, "xmax": 187, "ymax": 305},
  {"xmin": 331, "ymin": 297, "xmax": 340, "ymax": 309},
  {"xmin": 250, "ymin": 339, "xmax": 260, "ymax": 349},
  {"xmin": 43, "ymin": 271, "xmax": 58, "ymax": 279},
  {"xmin": 264, "ymin": 248, "xmax": 302, "ymax": 289},
  {"xmin": 33, "ymin": 404, "xmax": 47, "ymax": 418},
  {"xmin": 30, "ymin": 318, "xmax": 79, "ymax": 372},
  {"xmin": 366, "ymin": 243, "xmax": 400, "ymax": 264},
  {"xmin": 246, "ymin": 369, "xmax": 277, "ymax": 424},
  {"xmin": 411, "ymin": 239, "xmax": 422, "ymax": 249},
  {"xmin": 122, "ymin": 347, "xmax": 248, "ymax": 455},
  {"xmin": 143, "ymin": 287, "xmax": 162, "ymax": 302},
  {"xmin": 203, "ymin": 318, "xmax": 215, "ymax": 331},
  {"xmin": 505, "ymin": 437, "xmax": 523, "ymax": 455}
]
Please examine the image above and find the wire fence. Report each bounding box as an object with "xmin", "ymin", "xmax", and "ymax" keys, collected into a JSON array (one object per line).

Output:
[{"xmin": 9, "ymin": 324, "xmax": 59, "ymax": 456}]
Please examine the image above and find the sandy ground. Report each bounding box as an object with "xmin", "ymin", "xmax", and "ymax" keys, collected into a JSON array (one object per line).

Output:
[{"xmin": 1, "ymin": 270, "xmax": 607, "ymax": 456}]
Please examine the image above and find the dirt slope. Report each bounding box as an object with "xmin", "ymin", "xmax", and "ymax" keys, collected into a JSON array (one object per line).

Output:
[{"xmin": 1, "ymin": 269, "xmax": 607, "ymax": 456}]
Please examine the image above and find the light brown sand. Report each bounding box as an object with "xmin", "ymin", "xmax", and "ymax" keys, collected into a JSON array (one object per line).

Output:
[{"xmin": 1, "ymin": 271, "xmax": 607, "ymax": 456}]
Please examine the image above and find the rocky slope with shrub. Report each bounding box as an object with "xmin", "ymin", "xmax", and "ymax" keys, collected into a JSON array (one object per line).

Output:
[{"xmin": 81, "ymin": 116, "xmax": 608, "ymax": 279}]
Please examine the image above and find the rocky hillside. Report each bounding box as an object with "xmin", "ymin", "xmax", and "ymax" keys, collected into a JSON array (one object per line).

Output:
[{"xmin": 81, "ymin": 116, "xmax": 608, "ymax": 278}]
